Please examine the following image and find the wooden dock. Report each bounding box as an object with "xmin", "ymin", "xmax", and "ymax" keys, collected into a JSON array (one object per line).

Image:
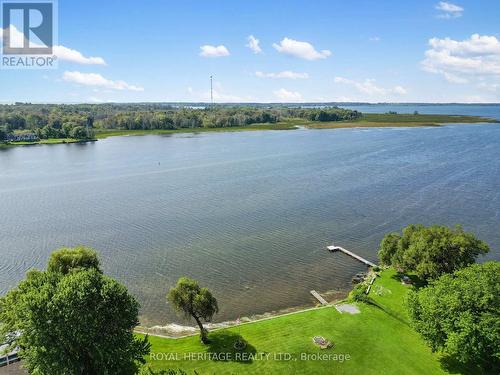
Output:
[
  {"xmin": 327, "ymin": 245, "xmax": 377, "ymax": 267},
  {"xmin": 310, "ymin": 290, "xmax": 328, "ymax": 305}
]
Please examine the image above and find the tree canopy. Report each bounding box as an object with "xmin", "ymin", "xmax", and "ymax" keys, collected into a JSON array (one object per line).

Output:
[
  {"xmin": 0, "ymin": 103, "xmax": 361, "ymax": 140},
  {"xmin": 47, "ymin": 246, "xmax": 101, "ymax": 274},
  {"xmin": 167, "ymin": 277, "xmax": 218, "ymax": 344},
  {"xmin": 0, "ymin": 247, "xmax": 150, "ymax": 374},
  {"xmin": 377, "ymin": 224, "xmax": 489, "ymax": 280},
  {"xmin": 407, "ymin": 262, "xmax": 500, "ymax": 370}
]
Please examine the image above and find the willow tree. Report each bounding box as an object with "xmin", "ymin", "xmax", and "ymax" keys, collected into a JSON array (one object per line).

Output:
[
  {"xmin": 167, "ymin": 277, "xmax": 218, "ymax": 344},
  {"xmin": 377, "ymin": 224, "xmax": 489, "ymax": 280}
]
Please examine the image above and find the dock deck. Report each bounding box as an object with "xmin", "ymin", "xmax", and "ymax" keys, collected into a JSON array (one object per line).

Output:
[
  {"xmin": 310, "ymin": 290, "xmax": 328, "ymax": 305},
  {"xmin": 327, "ymin": 245, "xmax": 376, "ymax": 267}
]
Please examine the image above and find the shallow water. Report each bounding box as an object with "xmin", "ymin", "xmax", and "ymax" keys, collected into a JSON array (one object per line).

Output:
[{"xmin": 1, "ymin": 105, "xmax": 499, "ymax": 325}]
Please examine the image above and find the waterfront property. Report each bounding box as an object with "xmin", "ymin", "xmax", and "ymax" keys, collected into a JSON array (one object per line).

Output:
[{"xmin": 141, "ymin": 269, "xmax": 451, "ymax": 374}]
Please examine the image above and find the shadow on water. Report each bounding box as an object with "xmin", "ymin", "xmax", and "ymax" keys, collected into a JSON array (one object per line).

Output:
[{"xmin": 207, "ymin": 331, "xmax": 257, "ymax": 364}]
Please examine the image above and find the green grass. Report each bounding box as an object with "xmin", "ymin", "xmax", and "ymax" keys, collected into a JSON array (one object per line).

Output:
[
  {"xmin": 140, "ymin": 269, "xmax": 449, "ymax": 375},
  {"xmin": 307, "ymin": 113, "xmax": 498, "ymax": 129},
  {"xmin": 367, "ymin": 268, "xmax": 412, "ymax": 323},
  {"xmin": 3, "ymin": 138, "xmax": 95, "ymax": 146},
  {"xmin": 94, "ymin": 123, "xmax": 296, "ymax": 139},
  {"xmin": 94, "ymin": 113, "xmax": 497, "ymax": 140}
]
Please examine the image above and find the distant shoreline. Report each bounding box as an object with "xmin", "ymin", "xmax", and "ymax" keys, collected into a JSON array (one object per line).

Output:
[
  {"xmin": 2, "ymin": 113, "xmax": 498, "ymax": 149},
  {"xmin": 0, "ymin": 138, "xmax": 97, "ymax": 149},
  {"xmin": 94, "ymin": 113, "xmax": 498, "ymax": 140}
]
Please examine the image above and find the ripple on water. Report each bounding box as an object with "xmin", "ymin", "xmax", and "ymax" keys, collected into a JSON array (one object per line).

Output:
[{"xmin": 1, "ymin": 123, "xmax": 500, "ymax": 325}]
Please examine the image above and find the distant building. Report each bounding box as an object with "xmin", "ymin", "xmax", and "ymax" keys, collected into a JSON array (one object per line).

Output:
[{"xmin": 7, "ymin": 133, "xmax": 39, "ymax": 142}]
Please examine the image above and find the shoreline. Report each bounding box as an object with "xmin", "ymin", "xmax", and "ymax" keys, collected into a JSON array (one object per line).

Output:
[
  {"xmin": 136, "ymin": 289, "xmax": 350, "ymax": 339},
  {"xmin": 95, "ymin": 116, "xmax": 499, "ymax": 140},
  {"xmin": 2, "ymin": 114, "xmax": 497, "ymax": 149},
  {"xmin": 136, "ymin": 304, "xmax": 339, "ymax": 339},
  {"xmin": 0, "ymin": 138, "xmax": 97, "ymax": 149}
]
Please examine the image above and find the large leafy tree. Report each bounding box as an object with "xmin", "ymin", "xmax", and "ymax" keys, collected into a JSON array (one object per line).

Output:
[
  {"xmin": 0, "ymin": 247, "xmax": 150, "ymax": 374},
  {"xmin": 377, "ymin": 224, "xmax": 489, "ymax": 280},
  {"xmin": 167, "ymin": 277, "xmax": 218, "ymax": 344},
  {"xmin": 407, "ymin": 262, "xmax": 500, "ymax": 370}
]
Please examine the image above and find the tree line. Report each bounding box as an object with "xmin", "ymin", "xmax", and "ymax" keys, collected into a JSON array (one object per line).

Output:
[
  {"xmin": 0, "ymin": 103, "xmax": 361, "ymax": 141},
  {"xmin": 376, "ymin": 224, "xmax": 498, "ymax": 371}
]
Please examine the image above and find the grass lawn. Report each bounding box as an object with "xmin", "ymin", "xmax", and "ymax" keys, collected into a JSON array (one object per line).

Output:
[{"xmin": 141, "ymin": 268, "xmax": 450, "ymax": 375}]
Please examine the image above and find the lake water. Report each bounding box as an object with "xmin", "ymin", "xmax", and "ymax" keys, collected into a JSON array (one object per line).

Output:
[{"xmin": 1, "ymin": 104, "xmax": 499, "ymax": 325}]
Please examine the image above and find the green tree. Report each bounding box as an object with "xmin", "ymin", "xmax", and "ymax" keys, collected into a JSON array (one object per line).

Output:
[
  {"xmin": 70, "ymin": 125, "xmax": 89, "ymax": 139},
  {"xmin": 377, "ymin": 224, "xmax": 489, "ymax": 280},
  {"xmin": 0, "ymin": 126, "xmax": 8, "ymax": 142},
  {"xmin": 62, "ymin": 121, "xmax": 78, "ymax": 137},
  {"xmin": 167, "ymin": 277, "xmax": 218, "ymax": 344},
  {"xmin": 40, "ymin": 124, "xmax": 61, "ymax": 139},
  {"xmin": 0, "ymin": 247, "xmax": 150, "ymax": 374},
  {"xmin": 47, "ymin": 246, "xmax": 101, "ymax": 274},
  {"xmin": 407, "ymin": 262, "xmax": 500, "ymax": 370}
]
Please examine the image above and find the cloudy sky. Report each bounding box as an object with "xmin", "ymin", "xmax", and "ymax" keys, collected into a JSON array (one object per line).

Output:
[{"xmin": 1, "ymin": 0, "xmax": 500, "ymax": 103}]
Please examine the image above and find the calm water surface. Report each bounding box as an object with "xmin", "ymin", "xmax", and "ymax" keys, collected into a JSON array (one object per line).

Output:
[{"xmin": 1, "ymin": 105, "xmax": 499, "ymax": 325}]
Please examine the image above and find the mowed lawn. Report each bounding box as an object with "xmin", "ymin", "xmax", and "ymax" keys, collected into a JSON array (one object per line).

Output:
[{"xmin": 141, "ymin": 269, "xmax": 448, "ymax": 375}]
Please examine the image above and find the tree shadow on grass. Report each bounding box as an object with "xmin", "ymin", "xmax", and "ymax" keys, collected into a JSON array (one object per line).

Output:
[
  {"xmin": 439, "ymin": 354, "xmax": 498, "ymax": 375},
  {"xmin": 206, "ymin": 331, "xmax": 257, "ymax": 364},
  {"xmin": 361, "ymin": 297, "xmax": 409, "ymax": 326},
  {"xmin": 390, "ymin": 272, "xmax": 427, "ymax": 289}
]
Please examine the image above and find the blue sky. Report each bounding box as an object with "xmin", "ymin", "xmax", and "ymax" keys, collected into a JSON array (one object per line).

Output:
[{"xmin": 1, "ymin": 0, "xmax": 500, "ymax": 103}]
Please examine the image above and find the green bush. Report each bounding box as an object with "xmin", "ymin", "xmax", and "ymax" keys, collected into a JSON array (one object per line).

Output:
[{"xmin": 349, "ymin": 283, "xmax": 369, "ymax": 302}]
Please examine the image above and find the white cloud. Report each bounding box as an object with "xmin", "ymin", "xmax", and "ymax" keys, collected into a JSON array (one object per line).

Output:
[
  {"xmin": 63, "ymin": 71, "xmax": 144, "ymax": 91},
  {"xmin": 88, "ymin": 96, "xmax": 105, "ymax": 103},
  {"xmin": 273, "ymin": 88, "xmax": 303, "ymax": 101},
  {"xmin": 53, "ymin": 45, "xmax": 106, "ymax": 65},
  {"xmin": 255, "ymin": 70, "xmax": 309, "ymax": 79},
  {"xmin": 435, "ymin": 2, "xmax": 463, "ymax": 18},
  {"xmin": 369, "ymin": 36, "xmax": 381, "ymax": 42},
  {"xmin": 477, "ymin": 82, "xmax": 500, "ymax": 92},
  {"xmin": 1, "ymin": 25, "xmax": 106, "ymax": 65},
  {"xmin": 421, "ymin": 34, "xmax": 500, "ymax": 84},
  {"xmin": 392, "ymin": 85, "xmax": 408, "ymax": 95},
  {"xmin": 246, "ymin": 35, "xmax": 262, "ymax": 54},
  {"xmin": 272, "ymin": 37, "xmax": 331, "ymax": 60},
  {"xmin": 334, "ymin": 77, "xmax": 407, "ymax": 96},
  {"xmin": 199, "ymin": 45, "xmax": 230, "ymax": 58},
  {"xmin": 444, "ymin": 72, "xmax": 468, "ymax": 83}
]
